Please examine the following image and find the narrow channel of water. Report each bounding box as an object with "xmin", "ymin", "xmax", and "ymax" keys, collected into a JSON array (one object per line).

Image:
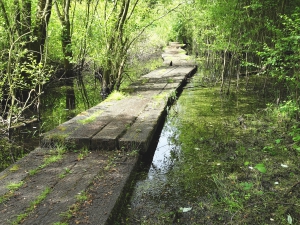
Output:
[
  {"xmin": 147, "ymin": 118, "xmax": 178, "ymax": 180},
  {"xmin": 118, "ymin": 76, "xmax": 198, "ymax": 224}
]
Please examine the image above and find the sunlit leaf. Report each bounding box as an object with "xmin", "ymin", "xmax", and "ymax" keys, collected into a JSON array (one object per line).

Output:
[
  {"xmin": 287, "ymin": 214, "xmax": 293, "ymax": 224},
  {"xmin": 254, "ymin": 163, "xmax": 267, "ymax": 173}
]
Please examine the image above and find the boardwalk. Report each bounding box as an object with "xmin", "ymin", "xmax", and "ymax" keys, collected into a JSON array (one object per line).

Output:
[{"xmin": 0, "ymin": 42, "xmax": 196, "ymax": 225}]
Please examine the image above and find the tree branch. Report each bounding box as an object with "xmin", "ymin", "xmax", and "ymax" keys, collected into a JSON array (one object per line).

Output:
[
  {"xmin": 0, "ymin": 0, "xmax": 12, "ymax": 37},
  {"xmin": 127, "ymin": 3, "xmax": 183, "ymax": 50},
  {"xmin": 126, "ymin": 0, "xmax": 139, "ymax": 22},
  {"xmin": 54, "ymin": 0, "xmax": 63, "ymax": 23}
]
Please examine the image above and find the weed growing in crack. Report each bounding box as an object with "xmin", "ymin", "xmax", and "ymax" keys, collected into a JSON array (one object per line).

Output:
[
  {"xmin": 11, "ymin": 187, "xmax": 51, "ymax": 225},
  {"xmin": 59, "ymin": 167, "xmax": 72, "ymax": 179},
  {"xmin": 29, "ymin": 145, "xmax": 66, "ymax": 176},
  {"xmin": 76, "ymin": 147, "xmax": 89, "ymax": 161},
  {"xmin": 6, "ymin": 181, "xmax": 24, "ymax": 191},
  {"xmin": 59, "ymin": 191, "xmax": 90, "ymax": 223},
  {"xmin": 0, "ymin": 181, "xmax": 25, "ymax": 204}
]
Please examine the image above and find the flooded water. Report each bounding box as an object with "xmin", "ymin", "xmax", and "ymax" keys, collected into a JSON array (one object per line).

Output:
[
  {"xmin": 117, "ymin": 69, "xmax": 271, "ymax": 224},
  {"xmin": 147, "ymin": 119, "xmax": 179, "ymax": 180},
  {"xmin": 0, "ymin": 121, "xmax": 41, "ymax": 172}
]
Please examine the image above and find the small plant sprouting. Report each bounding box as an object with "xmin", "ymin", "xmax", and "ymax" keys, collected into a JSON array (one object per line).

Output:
[
  {"xmin": 128, "ymin": 149, "xmax": 139, "ymax": 157},
  {"xmin": 59, "ymin": 167, "xmax": 72, "ymax": 179},
  {"xmin": 29, "ymin": 168, "xmax": 38, "ymax": 176},
  {"xmin": 43, "ymin": 154, "xmax": 63, "ymax": 166},
  {"xmin": 141, "ymin": 78, "xmax": 149, "ymax": 84},
  {"xmin": 105, "ymin": 90, "xmax": 126, "ymax": 101},
  {"xmin": 28, "ymin": 145, "xmax": 66, "ymax": 176},
  {"xmin": 11, "ymin": 187, "xmax": 51, "ymax": 225},
  {"xmin": 167, "ymin": 78, "xmax": 174, "ymax": 83},
  {"xmin": 77, "ymin": 147, "xmax": 89, "ymax": 161},
  {"xmin": 1, "ymin": 181, "xmax": 25, "ymax": 203},
  {"xmin": 254, "ymin": 163, "xmax": 267, "ymax": 173},
  {"xmin": 76, "ymin": 191, "xmax": 88, "ymax": 202},
  {"xmin": 78, "ymin": 110, "xmax": 103, "ymax": 124},
  {"xmin": 125, "ymin": 123, "xmax": 131, "ymax": 129},
  {"xmin": 9, "ymin": 164, "xmax": 20, "ymax": 172},
  {"xmin": 60, "ymin": 191, "xmax": 89, "ymax": 221},
  {"xmin": 7, "ymin": 181, "xmax": 24, "ymax": 191}
]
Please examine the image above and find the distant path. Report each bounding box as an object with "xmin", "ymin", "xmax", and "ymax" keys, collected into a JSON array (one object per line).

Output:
[{"xmin": 0, "ymin": 42, "xmax": 196, "ymax": 225}]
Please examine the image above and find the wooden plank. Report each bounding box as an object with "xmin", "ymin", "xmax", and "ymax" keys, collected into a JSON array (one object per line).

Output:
[
  {"xmin": 91, "ymin": 98, "xmax": 148, "ymax": 150},
  {"xmin": 118, "ymin": 99, "xmax": 166, "ymax": 153}
]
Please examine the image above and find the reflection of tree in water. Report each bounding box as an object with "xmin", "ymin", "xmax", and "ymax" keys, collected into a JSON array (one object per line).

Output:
[{"xmin": 148, "ymin": 111, "xmax": 181, "ymax": 180}]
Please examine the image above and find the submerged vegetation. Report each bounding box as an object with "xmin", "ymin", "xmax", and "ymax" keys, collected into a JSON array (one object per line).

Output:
[{"xmin": 121, "ymin": 71, "xmax": 300, "ymax": 224}]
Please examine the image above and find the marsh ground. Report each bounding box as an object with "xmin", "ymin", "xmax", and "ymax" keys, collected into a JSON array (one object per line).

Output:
[{"xmin": 117, "ymin": 70, "xmax": 300, "ymax": 225}]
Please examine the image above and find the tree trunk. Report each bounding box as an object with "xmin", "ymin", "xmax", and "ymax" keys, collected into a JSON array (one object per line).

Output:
[
  {"xmin": 30, "ymin": 0, "xmax": 53, "ymax": 62},
  {"xmin": 63, "ymin": 24, "xmax": 75, "ymax": 110},
  {"xmin": 55, "ymin": 0, "xmax": 75, "ymax": 110}
]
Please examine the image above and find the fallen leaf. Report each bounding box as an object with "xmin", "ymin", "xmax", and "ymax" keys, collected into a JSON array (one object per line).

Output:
[{"xmin": 180, "ymin": 207, "xmax": 192, "ymax": 212}]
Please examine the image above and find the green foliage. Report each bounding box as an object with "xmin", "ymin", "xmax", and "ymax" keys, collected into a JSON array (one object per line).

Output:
[
  {"xmin": 6, "ymin": 181, "xmax": 24, "ymax": 191},
  {"xmin": 254, "ymin": 163, "xmax": 267, "ymax": 173},
  {"xmin": 126, "ymin": 72, "xmax": 300, "ymax": 224},
  {"xmin": 240, "ymin": 182, "xmax": 253, "ymax": 191},
  {"xmin": 105, "ymin": 91, "xmax": 126, "ymax": 101},
  {"xmin": 29, "ymin": 145, "xmax": 66, "ymax": 176},
  {"xmin": 76, "ymin": 147, "xmax": 89, "ymax": 161},
  {"xmin": 75, "ymin": 191, "xmax": 88, "ymax": 202},
  {"xmin": 0, "ymin": 139, "xmax": 26, "ymax": 172},
  {"xmin": 58, "ymin": 167, "xmax": 72, "ymax": 179},
  {"xmin": 257, "ymin": 10, "xmax": 300, "ymax": 97},
  {"xmin": 78, "ymin": 110, "xmax": 103, "ymax": 125}
]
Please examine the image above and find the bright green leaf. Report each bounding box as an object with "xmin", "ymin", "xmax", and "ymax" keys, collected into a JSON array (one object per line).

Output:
[
  {"xmin": 275, "ymin": 139, "xmax": 281, "ymax": 144},
  {"xmin": 254, "ymin": 163, "xmax": 267, "ymax": 173}
]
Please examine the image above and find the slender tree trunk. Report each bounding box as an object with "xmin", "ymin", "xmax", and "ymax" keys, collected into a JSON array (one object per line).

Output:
[
  {"xmin": 55, "ymin": 0, "xmax": 75, "ymax": 109},
  {"xmin": 22, "ymin": 0, "xmax": 31, "ymax": 39},
  {"xmin": 31, "ymin": 0, "xmax": 53, "ymax": 62},
  {"xmin": 62, "ymin": 20, "xmax": 75, "ymax": 109}
]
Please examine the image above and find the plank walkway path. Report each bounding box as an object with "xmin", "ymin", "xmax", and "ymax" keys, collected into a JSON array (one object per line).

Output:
[{"xmin": 0, "ymin": 42, "xmax": 196, "ymax": 225}]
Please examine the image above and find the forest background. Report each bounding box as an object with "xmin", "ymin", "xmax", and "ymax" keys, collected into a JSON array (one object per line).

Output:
[
  {"xmin": 0, "ymin": 0, "xmax": 300, "ymax": 179},
  {"xmin": 1, "ymin": 0, "xmax": 300, "ymax": 224}
]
